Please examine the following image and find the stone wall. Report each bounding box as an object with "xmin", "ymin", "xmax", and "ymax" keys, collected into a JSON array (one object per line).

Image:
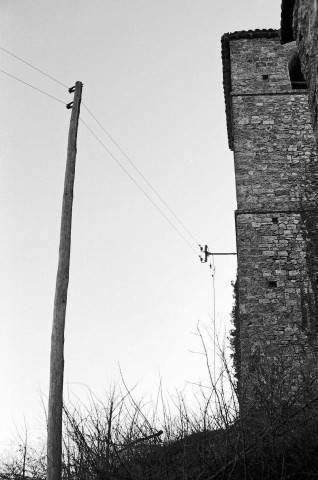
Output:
[
  {"xmin": 292, "ymin": 0, "xmax": 318, "ymax": 144},
  {"xmin": 237, "ymin": 212, "xmax": 317, "ymax": 394},
  {"xmin": 222, "ymin": 32, "xmax": 318, "ymax": 406},
  {"xmin": 289, "ymin": 1, "xmax": 318, "ymax": 361},
  {"xmin": 233, "ymin": 92, "xmax": 315, "ymax": 210},
  {"xmin": 230, "ymin": 38, "xmax": 292, "ymax": 94}
]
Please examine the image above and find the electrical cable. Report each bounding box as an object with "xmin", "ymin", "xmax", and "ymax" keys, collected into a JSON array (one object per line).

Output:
[
  {"xmin": 0, "ymin": 45, "xmax": 68, "ymax": 88},
  {"xmin": 0, "ymin": 68, "xmax": 66, "ymax": 105},
  {"xmin": 0, "ymin": 44, "xmax": 200, "ymax": 250},
  {"xmin": 80, "ymin": 117, "xmax": 200, "ymax": 258},
  {"xmin": 82, "ymin": 103, "xmax": 200, "ymax": 247},
  {"xmin": 0, "ymin": 44, "xmax": 201, "ymax": 255},
  {"xmin": 0, "ymin": 63, "xmax": 200, "ymax": 256},
  {"xmin": 209, "ymin": 255, "xmax": 216, "ymax": 383}
]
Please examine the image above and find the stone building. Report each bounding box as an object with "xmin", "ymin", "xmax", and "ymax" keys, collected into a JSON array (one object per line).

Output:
[
  {"xmin": 221, "ymin": 29, "xmax": 318, "ymax": 408},
  {"xmin": 281, "ymin": 0, "xmax": 318, "ymax": 149}
]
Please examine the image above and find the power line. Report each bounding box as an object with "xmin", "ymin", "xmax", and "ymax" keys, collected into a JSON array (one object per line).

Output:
[
  {"xmin": 82, "ymin": 103, "xmax": 200, "ymax": 246},
  {"xmin": 0, "ymin": 45, "xmax": 201, "ymax": 254},
  {"xmin": 0, "ymin": 45, "xmax": 68, "ymax": 88},
  {"xmin": 0, "ymin": 68, "xmax": 66, "ymax": 105},
  {"xmin": 1, "ymin": 63, "xmax": 200, "ymax": 256},
  {"xmin": 80, "ymin": 117, "xmax": 200, "ymax": 258}
]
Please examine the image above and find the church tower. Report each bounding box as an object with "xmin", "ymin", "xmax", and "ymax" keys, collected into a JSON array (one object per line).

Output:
[{"xmin": 221, "ymin": 29, "xmax": 318, "ymax": 406}]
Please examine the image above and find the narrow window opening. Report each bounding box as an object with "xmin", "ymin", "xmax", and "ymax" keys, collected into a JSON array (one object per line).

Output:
[
  {"xmin": 262, "ymin": 74, "xmax": 269, "ymax": 80},
  {"xmin": 288, "ymin": 53, "xmax": 307, "ymax": 89},
  {"xmin": 268, "ymin": 280, "xmax": 278, "ymax": 288},
  {"xmin": 272, "ymin": 217, "xmax": 278, "ymax": 224}
]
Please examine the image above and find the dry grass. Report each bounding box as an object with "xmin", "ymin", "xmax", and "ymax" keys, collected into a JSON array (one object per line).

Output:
[{"xmin": 2, "ymin": 326, "xmax": 318, "ymax": 479}]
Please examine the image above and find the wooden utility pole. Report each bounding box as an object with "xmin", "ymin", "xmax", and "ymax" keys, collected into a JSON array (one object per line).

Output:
[{"xmin": 47, "ymin": 81, "xmax": 82, "ymax": 480}]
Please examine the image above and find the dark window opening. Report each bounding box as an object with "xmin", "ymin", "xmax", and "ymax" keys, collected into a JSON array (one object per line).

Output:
[
  {"xmin": 288, "ymin": 53, "xmax": 307, "ymax": 89},
  {"xmin": 268, "ymin": 280, "xmax": 278, "ymax": 288},
  {"xmin": 262, "ymin": 74, "xmax": 269, "ymax": 80},
  {"xmin": 272, "ymin": 217, "xmax": 278, "ymax": 224}
]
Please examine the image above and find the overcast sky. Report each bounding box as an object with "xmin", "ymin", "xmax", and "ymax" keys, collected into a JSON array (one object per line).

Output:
[{"xmin": 1, "ymin": 0, "xmax": 281, "ymax": 449}]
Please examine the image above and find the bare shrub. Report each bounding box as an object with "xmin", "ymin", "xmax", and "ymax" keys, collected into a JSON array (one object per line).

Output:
[{"xmin": 2, "ymin": 325, "xmax": 318, "ymax": 479}]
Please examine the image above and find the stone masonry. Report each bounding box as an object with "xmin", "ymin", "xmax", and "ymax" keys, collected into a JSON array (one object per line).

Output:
[
  {"xmin": 221, "ymin": 30, "xmax": 318, "ymax": 408},
  {"xmin": 281, "ymin": 0, "xmax": 318, "ymax": 149}
]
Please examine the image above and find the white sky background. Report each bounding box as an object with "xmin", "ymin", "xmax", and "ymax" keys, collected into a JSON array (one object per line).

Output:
[{"xmin": 1, "ymin": 0, "xmax": 281, "ymax": 449}]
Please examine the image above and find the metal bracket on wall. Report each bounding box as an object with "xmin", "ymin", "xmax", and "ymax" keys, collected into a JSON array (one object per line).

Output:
[{"xmin": 199, "ymin": 244, "xmax": 237, "ymax": 263}]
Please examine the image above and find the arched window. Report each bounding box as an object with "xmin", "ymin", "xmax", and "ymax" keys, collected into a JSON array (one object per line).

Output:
[{"xmin": 288, "ymin": 53, "xmax": 307, "ymax": 89}]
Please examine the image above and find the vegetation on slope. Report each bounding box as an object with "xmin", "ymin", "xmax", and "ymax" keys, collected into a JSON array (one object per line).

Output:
[{"xmin": 2, "ymin": 326, "xmax": 318, "ymax": 479}]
